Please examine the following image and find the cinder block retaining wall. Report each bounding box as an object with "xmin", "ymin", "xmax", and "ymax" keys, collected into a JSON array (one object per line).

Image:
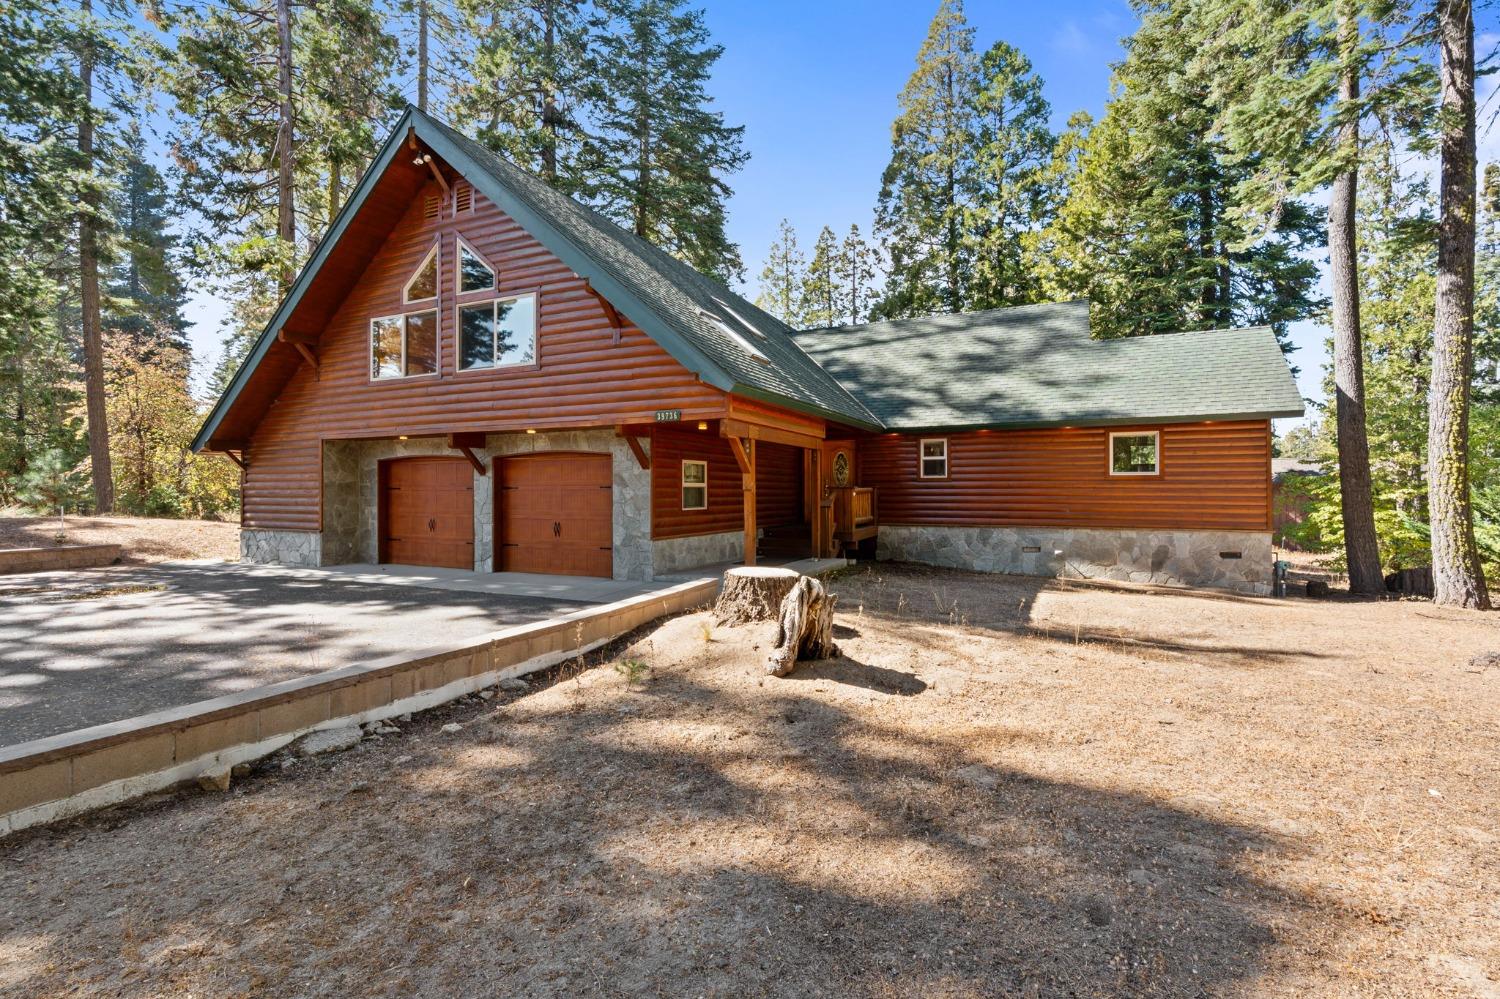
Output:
[
  {"xmin": 877, "ymin": 525, "xmax": 1274, "ymax": 595},
  {"xmin": 0, "ymin": 544, "xmax": 122, "ymax": 575},
  {"xmin": 0, "ymin": 576, "xmax": 717, "ymax": 838}
]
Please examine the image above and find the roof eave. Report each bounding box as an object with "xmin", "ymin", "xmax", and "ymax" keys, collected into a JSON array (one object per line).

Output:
[
  {"xmin": 730, "ymin": 383, "xmax": 883, "ymax": 432},
  {"xmin": 192, "ymin": 109, "xmax": 422, "ymax": 453},
  {"xmin": 873, "ymin": 407, "xmax": 1305, "ymax": 435}
]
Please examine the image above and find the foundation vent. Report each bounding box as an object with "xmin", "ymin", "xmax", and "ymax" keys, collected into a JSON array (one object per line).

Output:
[{"xmin": 1219, "ymin": 551, "xmax": 1243, "ymax": 560}]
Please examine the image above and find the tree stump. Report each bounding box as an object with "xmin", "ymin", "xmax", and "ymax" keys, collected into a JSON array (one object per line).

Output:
[
  {"xmin": 766, "ymin": 575, "xmax": 839, "ymax": 677},
  {"xmin": 714, "ymin": 566, "xmax": 800, "ymax": 625}
]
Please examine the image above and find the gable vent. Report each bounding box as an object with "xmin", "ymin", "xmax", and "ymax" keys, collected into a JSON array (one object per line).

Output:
[
  {"xmin": 454, "ymin": 182, "xmax": 473, "ymax": 214},
  {"xmin": 423, "ymin": 195, "xmax": 441, "ymax": 221}
]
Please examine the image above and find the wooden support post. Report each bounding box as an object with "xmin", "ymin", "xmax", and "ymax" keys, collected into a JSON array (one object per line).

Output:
[
  {"xmin": 744, "ymin": 439, "xmax": 756, "ymax": 567},
  {"xmin": 809, "ymin": 445, "xmax": 825, "ymax": 558},
  {"xmin": 447, "ymin": 432, "xmax": 487, "ymax": 476},
  {"xmin": 617, "ymin": 427, "xmax": 651, "ymax": 470},
  {"xmin": 585, "ymin": 280, "xmax": 625, "ymax": 343}
]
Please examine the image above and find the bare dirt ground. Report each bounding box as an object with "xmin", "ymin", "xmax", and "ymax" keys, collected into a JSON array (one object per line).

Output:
[
  {"xmin": 0, "ymin": 513, "xmax": 239, "ymax": 564},
  {"xmin": 1, "ymin": 563, "xmax": 1497, "ymax": 997}
]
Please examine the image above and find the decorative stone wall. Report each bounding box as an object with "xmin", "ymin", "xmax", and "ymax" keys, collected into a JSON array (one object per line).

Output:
[
  {"xmin": 240, "ymin": 528, "xmax": 321, "ymax": 567},
  {"xmin": 876, "ymin": 525, "xmax": 1274, "ymax": 595},
  {"xmin": 308, "ymin": 430, "xmax": 654, "ymax": 580},
  {"xmin": 653, "ymin": 530, "xmax": 745, "ymax": 576}
]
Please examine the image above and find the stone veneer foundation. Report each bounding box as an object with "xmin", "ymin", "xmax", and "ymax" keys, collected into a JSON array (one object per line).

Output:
[
  {"xmin": 240, "ymin": 528, "xmax": 322, "ymax": 568},
  {"xmin": 876, "ymin": 525, "xmax": 1273, "ymax": 595},
  {"xmin": 652, "ymin": 530, "xmax": 745, "ymax": 576}
]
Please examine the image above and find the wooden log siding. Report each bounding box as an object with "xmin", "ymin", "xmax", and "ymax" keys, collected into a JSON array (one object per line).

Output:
[
  {"xmin": 650, "ymin": 426, "xmax": 743, "ymax": 539},
  {"xmin": 754, "ymin": 441, "xmax": 803, "ymax": 529},
  {"xmin": 238, "ymin": 178, "xmax": 726, "ymax": 532},
  {"xmin": 858, "ymin": 421, "xmax": 1273, "ymax": 533}
]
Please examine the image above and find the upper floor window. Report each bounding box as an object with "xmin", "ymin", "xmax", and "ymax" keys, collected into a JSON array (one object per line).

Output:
[
  {"xmin": 404, "ymin": 242, "xmax": 438, "ymax": 303},
  {"xmin": 919, "ymin": 438, "xmax": 948, "ymax": 479},
  {"xmin": 1110, "ymin": 431, "xmax": 1160, "ymax": 475},
  {"xmin": 457, "ymin": 237, "xmax": 495, "ymax": 294},
  {"xmin": 459, "ymin": 294, "xmax": 537, "ymax": 371},
  {"xmin": 371, "ymin": 310, "xmax": 438, "ymax": 379}
]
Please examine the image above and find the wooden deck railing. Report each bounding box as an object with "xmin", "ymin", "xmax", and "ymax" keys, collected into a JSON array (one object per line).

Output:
[{"xmin": 829, "ymin": 486, "xmax": 878, "ymax": 551}]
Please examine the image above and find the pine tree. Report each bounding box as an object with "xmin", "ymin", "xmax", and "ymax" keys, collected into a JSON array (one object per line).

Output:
[
  {"xmin": 585, "ymin": 0, "xmax": 748, "ymax": 280},
  {"xmin": 447, "ymin": 0, "xmax": 592, "ymax": 191},
  {"xmin": 835, "ymin": 224, "xmax": 879, "ymax": 325},
  {"xmin": 874, "ymin": 0, "xmax": 979, "ymax": 319},
  {"xmin": 1428, "ymin": 0, "xmax": 1489, "ymax": 608},
  {"xmin": 1034, "ymin": 5, "xmax": 1321, "ymax": 344},
  {"xmin": 754, "ymin": 219, "xmax": 806, "ymax": 326},
  {"xmin": 800, "ymin": 226, "xmax": 841, "ymax": 328},
  {"xmin": 968, "ymin": 40, "xmax": 1054, "ymax": 309},
  {"xmin": 1197, "ymin": 0, "xmax": 1434, "ymax": 594},
  {"xmin": 107, "ymin": 125, "xmax": 191, "ymax": 363}
]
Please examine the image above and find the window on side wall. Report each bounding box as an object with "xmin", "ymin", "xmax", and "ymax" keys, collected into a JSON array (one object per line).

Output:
[
  {"xmin": 919, "ymin": 438, "xmax": 948, "ymax": 479},
  {"xmin": 370, "ymin": 310, "xmax": 438, "ymax": 379},
  {"xmin": 458, "ymin": 293, "xmax": 537, "ymax": 371},
  {"xmin": 682, "ymin": 460, "xmax": 708, "ymax": 510},
  {"xmin": 1109, "ymin": 431, "xmax": 1160, "ymax": 475}
]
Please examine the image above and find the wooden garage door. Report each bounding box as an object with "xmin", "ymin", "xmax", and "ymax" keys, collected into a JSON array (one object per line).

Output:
[
  {"xmin": 379, "ymin": 457, "xmax": 475, "ymax": 569},
  {"xmin": 497, "ymin": 453, "xmax": 613, "ymax": 577}
]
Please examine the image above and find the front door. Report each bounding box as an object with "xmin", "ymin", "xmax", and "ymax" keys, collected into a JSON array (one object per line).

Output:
[
  {"xmin": 379, "ymin": 456, "xmax": 475, "ymax": 569},
  {"xmin": 496, "ymin": 453, "xmax": 613, "ymax": 577}
]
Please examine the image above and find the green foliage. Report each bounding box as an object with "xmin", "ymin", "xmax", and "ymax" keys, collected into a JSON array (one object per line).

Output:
[
  {"xmin": 800, "ymin": 226, "xmax": 841, "ymax": 328},
  {"xmin": 1034, "ymin": 2, "xmax": 1322, "ymax": 345},
  {"xmin": 583, "ymin": 0, "xmax": 749, "ymax": 281},
  {"xmin": 17, "ymin": 449, "xmax": 90, "ymax": 522},
  {"xmin": 614, "ymin": 657, "xmax": 651, "ymax": 688},
  {"xmin": 754, "ymin": 219, "xmax": 806, "ymax": 325},
  {"xmin": 446, "ymin": 0, "xmax": 592, "ymax": 192}
]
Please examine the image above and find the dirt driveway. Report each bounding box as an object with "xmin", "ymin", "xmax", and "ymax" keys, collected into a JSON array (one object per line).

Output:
[
  {"xmin": 0, "ymin": 561, "xmax": 594, "ymax": 746},
  {"xmin": 1, "ymin": 564, "xmax": 1496, "ymax": 997}
]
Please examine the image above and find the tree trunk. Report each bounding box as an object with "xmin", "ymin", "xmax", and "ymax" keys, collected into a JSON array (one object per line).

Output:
[
  {"xmin": 540, "ymin": 0, "xmax": 558, "ymax": 182},
  {"xmin": 275, "ymin": 0, "xmax": 296, "ymax": 290},
  {"xmin": 714, "ymin": 566, "xmax": 799, "ymax": 625},
  {"xmin": 77, "ymin": 0, "xmax": 113, "ymax": 513},
  {"xmin": 766, "ymin": 575, "xmax": 839, "ymax": 677},
  {"xmin": 417, "ymin": 0, "xmax": 428, "ymax": 112},
  {"xmin": 1429, "ymin": 0, "xmax": 1490, "ymax": 609},
  {"xmin": 1329, "ymin": 4, "xmax": 1383, "ymax": 595}
]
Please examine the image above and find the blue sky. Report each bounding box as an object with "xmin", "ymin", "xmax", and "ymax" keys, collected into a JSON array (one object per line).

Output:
[{"xmin": 179, "ymin": 0, "xmax": 1500, "ymax": 432}]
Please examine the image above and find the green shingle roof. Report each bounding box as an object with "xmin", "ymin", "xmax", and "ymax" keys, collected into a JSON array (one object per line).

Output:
[{"xmin": 793, "ymin": 300, "xmax": 1304, "ymax": 431}]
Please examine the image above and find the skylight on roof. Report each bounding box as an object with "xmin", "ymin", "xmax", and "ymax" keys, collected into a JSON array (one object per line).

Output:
[
  {"xmin": 699, "ymin": 309, "xmax": 768, "ymax": 363},
  {"xmin": 712, "ymin": 297, "xmax": 766, "ymax": 339}
]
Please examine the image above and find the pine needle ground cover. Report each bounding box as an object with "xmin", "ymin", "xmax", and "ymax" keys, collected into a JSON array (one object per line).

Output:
[{"xmin": 1, "ymin": 565, "xmax": 1495, "ymax": 996}]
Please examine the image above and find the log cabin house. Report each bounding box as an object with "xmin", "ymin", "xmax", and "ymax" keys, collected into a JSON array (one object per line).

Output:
[{"xmin": 193, "ymin": 107, "xmax": 1304, "ymax": 594}]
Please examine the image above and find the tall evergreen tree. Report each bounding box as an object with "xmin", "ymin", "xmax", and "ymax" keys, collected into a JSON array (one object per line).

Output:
[
  {"xmin": 0, "ymin": 0, "xmax": 89, "ymax": 498},
  {"xmin": 585, "ymin": 0, "xmax": 748, "ymax": 280},
  {"xmin": 874, "ymin": 0, "xmax": 979, "ymax": 318},
  {"xmin": 1035, "ymin": 4, "xmax": 1321, "ymax": 344},
  {"xmin": 801, "ymin": 226, "xmax": 841, "ymax": 328},
  {"xmin": 1428, "ymin": 0, "xmax": 1489, "ymax": 608},
  {"xmin": 1198, "ymin": 0, "xmax": 1434, "ymax": 594},
  {"xmin": 754, "ymin": 219, "xmax": 806, "ymax": 326},
  {"xmin": 968, "ymin": 40, "xmax": 1054, "ymax": 309},
  {"xmin": 447, "ymin": 0, "xmax": 591, "ymax": 191},
  {"xmin": 107, "ymin": 126, "xmax": 190, "ymax": 362},
  {"xmin": 835, "ymin": 224, "xmax": 880, "ymax": 326}
]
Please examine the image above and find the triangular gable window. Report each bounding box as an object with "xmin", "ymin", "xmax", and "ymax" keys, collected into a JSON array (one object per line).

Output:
[
  {"xmin": 403, "ymin": 242, "xmax": 439, "ymax": 303},
  {"xmin": 457, "ymin": 237, "xmax": 495, "ymax": 294}
]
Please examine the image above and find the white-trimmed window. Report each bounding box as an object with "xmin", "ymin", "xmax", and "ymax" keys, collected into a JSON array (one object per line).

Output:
[
  {"xmin": 370, "ymin": 310, "xmax": 438, "ymax": 379},
  {"xmin": 403, "ymin": 242, "xmax": 439, "ymax": 303},
  {"xmin": 1109, "ymin": 431, "xmax": 1160, "ymax": 475},
  {"xmin": 456, "ymin": 237, "xmax": 495, "ymax": 294},
  {"xmin": 458, "ymin": 293, "xmax": 537, "ymax": 370},
  {"xmin": 919, "ymin": 438, "xmax": 948, "ymax": 479},
  {"xmin": 681, "ymin": 460, "xmax": 708, "ymax": 510}
]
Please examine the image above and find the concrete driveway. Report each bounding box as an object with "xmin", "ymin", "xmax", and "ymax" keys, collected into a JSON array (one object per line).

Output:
[{"xmin": 0, "ymin": 560, "xmax": 621, "ymax": 748}]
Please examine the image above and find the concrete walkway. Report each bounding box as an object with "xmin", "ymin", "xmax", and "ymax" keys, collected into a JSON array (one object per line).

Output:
[{"xmin": 0, "ymin": 560, "xmax": 668, "ymax": 748}]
